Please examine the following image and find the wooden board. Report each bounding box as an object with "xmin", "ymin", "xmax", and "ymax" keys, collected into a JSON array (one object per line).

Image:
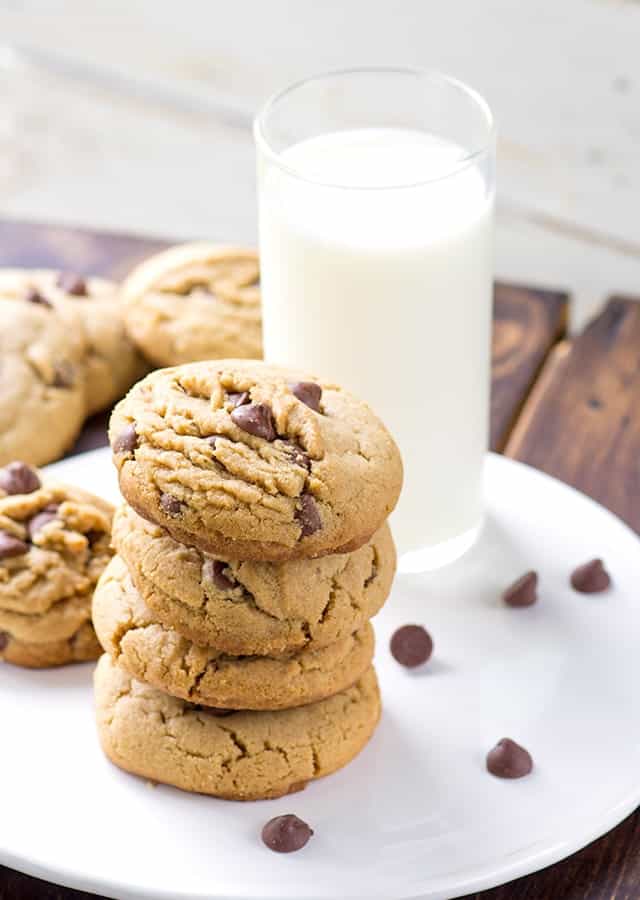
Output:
[{"xmin": 506, "ymin": 297, "xmax": 640, "ymax": 534}]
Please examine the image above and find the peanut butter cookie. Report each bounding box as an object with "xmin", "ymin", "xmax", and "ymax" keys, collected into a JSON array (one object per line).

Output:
[{"xmin": 110, "ymin": 360, "xmax": 402, "ymax": 560}]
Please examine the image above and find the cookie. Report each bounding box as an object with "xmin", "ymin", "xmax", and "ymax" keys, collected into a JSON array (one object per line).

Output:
[
  {"xmin": 0, "ymin": 621, "xmax": 101, "ymax": 669},
  {"xmin": 0, "ymin": 462, "xmax": 114, "ymax": 667},
  {"xmin": 0, "ymin": 269, "xmax": 147, "ymax": 415},
  {"xmin": 93, "ymin": 555, "xmax": 375, "ymax": 710},
  {"xmin": 110, "ymin": 360, "xmax": 402, "ymax": 560},
  {"xmin": 0, "ymin": 293, "xmax": 87, "ymax": 466},
  {"xmin": 94, "ymin": 653, "xmax": 381, "ymax": 800},
  {"xmin": 121, "ymin": 243, "xmax": 262, "ymax": 367},
  {"xmin": 112, "ymin": 503, "xmax": 395, "ymax": 655}
]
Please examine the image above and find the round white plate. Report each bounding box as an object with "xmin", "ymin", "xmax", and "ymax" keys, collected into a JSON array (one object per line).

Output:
[{"xmin": 2, "ymin": 449, "xmax": 639, "ymax": 900}]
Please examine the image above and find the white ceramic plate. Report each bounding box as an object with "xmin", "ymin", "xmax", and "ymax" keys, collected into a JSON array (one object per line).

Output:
[{"xmin": 1, "ymin": 449, "xmax": 639, "ymax": 900}]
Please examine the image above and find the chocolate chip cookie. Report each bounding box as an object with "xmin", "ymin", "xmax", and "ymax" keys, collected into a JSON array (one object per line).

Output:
[
  {"xmin": 112, "ymin": 503, "xmax": 395, "ymax": 655},
  {"xmin": 0, "ymin": 269, "xmax": 147, "ymax": 415},
  {"xmin": 94, "ymin": 653, "xmax": 380, "ymax": 800},
  {"xmin": 0, "ymin": 293, "xmax": 87, "ymax": 466},
  {"xmin": 121, "ymin": 243, "xmax": 262, "ymax": 367},
  {"xmin": 0, "ymin": 462, "xmax": 114, "ymax": 667},
  {"xmin": 110, "ymin": 360, "xmax": 403, "ymax": 560},
  {"xmin": 93, "ymin": 555, "xmax": 374, "ymax": 710}
]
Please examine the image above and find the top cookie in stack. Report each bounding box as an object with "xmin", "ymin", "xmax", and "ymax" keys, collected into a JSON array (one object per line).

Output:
[{"xmin": 109, "ymin": 360, "xmax": 403, "ymax": 561}]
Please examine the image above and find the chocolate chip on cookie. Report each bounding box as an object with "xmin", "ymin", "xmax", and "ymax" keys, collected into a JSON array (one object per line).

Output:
[
  {"xmin": 24, "ymin": 287, "xmax": 52, "ymax": 308},
  {"xmin": 390, "ymin": 624, "xmax": 433, "ymax": 668},
  {"xmin": 231, "ymin": 403, "xmax": 276, "ymax": 441},
  {"xmin": 52, "ymin": 361, "xmax": 76, "ymax": 388},
  {"xmin": 203, "ymin": 558, "xmax": 235, "ymax": 590},
  {"xmin": 113, "ymin": 424, "xmax": 138, "ymax": 454},
  {"xmin": 0, "ymin": 462, "xmax": 41, "ymax": 495},
  {"xmin": 295, "ymin": 493, "xmax": 322, "ymax": 537},
  {"xmin": 27, "ymin": 505, "xmax": 60, "ymax": 539},
  {"xmin": 226, "ymin": 391, "xmax": 250, "ymax": 409},
  {"xmin": 570, "ymin": 558, "xmax": 611, "ymax": 593},
  {"xmin": 290, "ymin": 381, "xmax": 322, "ymax": 412},
  {"xmin": 262, "ymin": 814, "xmax": 314, "ymax": 853},
  {"xmin": 160, "ymin": 493, "xmax": 182, "ymax": 516},
  {"xmin": 281, "ymin": 440, "xmax": 311, "ymax": 471},
  {"xmin": 0, "ymin": 532, "xmax": 29, "ymax": 559},
  {"xmin": 57, "ymin": 272, "xmax": 87, "ymax": 296}
]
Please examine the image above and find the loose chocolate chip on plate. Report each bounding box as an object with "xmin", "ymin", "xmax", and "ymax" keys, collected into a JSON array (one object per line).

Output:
[
  {"xmin": 113, "ymin": 424, "xmax": 138, "ymax": 453},
  {"xmin": 231, "ymin": 403, "xmax": 276, "ymax": 441},
  {"xmin": 295, "ymin": 493, "xmax": 322, "ymax": 537},
  {"xmin": 0, "ymin": 631, "xmax": 8, "ymax": 651},
  {"xmin": 203, "ymin": 558, "xmax": 235, "ymax": 591},
  {"xmin": 390, "ymin": 624, "xmax": 433, "ymax": 668},
  {"xmin": 57, "ymin": 272, "xmax": 87, "ymax": 296},
  {"xmin": 52, "ymin": 362, "xmax": 75, "ymax": 388},
  {"xmin": 290, "ymin": 381, "xmax": 322, "ymax": 412},
  {"xmin": 160, "ymin": 493, "xmax": 182, "ymax": 516},
  {"xmin": 0, "ymin": 532, "xmax": 29, "ymax": 560},
  {"xmin": 502, "ymin": 571, "xmax": 538, "ymax": 607},
  {"xmin": 261, "ymin": 814, "xmax": 314, "ymax": 853},
  {"xmin": 227, "ymin": 391, "xmax": 250, "ymax": 409},
  {"xmin": 25, "ymin": 287, "xmax": 52, "ymax": 308},
  {"xmin": 27, "ymin": 505, "xmax": 60, "ymax": 540},
  {"xmin": 570, "ymin": 558, "xmax": 611, "ymax": 593},
  {"xmin": 0, "ymin": 462, "xmax": 41, "ymax": 495},
  {"xmin": 486, "ymin": 738, "xmax": 533, "ymax": 779}
]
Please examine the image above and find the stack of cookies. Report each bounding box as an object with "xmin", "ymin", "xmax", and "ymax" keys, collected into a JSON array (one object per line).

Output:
[{"xmin": 94, "ymin": 360, "xmax": 402, "ymax": 800}]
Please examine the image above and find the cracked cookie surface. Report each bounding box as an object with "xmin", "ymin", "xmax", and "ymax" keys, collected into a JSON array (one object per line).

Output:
[
  {"xmin": 110, "ymin": 360, "xmax": 402, "ymax": 560},
  {"xmin": 0, "ymin": 462, "xmax": 114, "ymax": 667},
  {"xmin": 113, "ymin": 503, "xmax": 395, "ymax": 655},
  {"xmin": 122, "ymin": 243, "xmax": 262, "ymax": 367},
  {"xmin": 0, "ymin": 268, "xmax": 148, "ymax": 416},
  {"xmin": 93, "ymin": 555, "xmax": 375, "ymax": 710},
  {"xmin": 94, "ymin": 653, "xmax": 380, "ymax": 800}
]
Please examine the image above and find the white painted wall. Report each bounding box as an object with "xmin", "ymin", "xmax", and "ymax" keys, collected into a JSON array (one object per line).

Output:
[{"xmin": 0, "ymin": 0, "xmax": 638, "ymax": 326}]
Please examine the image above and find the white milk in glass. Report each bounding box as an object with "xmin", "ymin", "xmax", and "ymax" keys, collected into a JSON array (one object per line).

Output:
[{"xmin": 258, "ymin": 128, "xmax": 494, "ymax": 560}]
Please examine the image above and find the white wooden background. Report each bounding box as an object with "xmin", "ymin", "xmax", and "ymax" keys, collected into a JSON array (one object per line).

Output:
[{"xmin": 0, "ymin": 0, "xmax": 638, "ymax": 327}]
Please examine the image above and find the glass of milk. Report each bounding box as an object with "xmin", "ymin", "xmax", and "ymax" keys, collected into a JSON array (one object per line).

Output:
[{"xmin": 254, "ymin": 68, "xmax": 495, "ymax": 571}]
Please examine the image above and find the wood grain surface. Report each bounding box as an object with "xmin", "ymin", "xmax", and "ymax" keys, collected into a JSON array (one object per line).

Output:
[{"xmin": 0, "ymin": 219, "xmax": 634, "ymax": 900}]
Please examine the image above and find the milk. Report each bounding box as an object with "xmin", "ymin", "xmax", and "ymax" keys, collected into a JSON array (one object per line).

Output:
[{"xmin": 257, "ymin": 128, "xmax": 494, "ymax": 561}]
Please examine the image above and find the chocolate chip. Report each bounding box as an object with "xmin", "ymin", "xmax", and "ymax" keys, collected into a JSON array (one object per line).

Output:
[
  {"xmin": 0, "ymin": 532, "xmax": 29, "ymax": 559},
  {"xmin": 25, "ymin": 287, "xmax": 52, "ymax": 308},
  {"xmin": 0, "ymin": 632, "xmax": 8, "ymax": 651},
  {"xmin": 28, "ymin": 506, "xmax": 60, "ymax": 539},
  {"xmin": 207, "ymin": 436, "xmax": 218, "ymax": 451},
  {"xmin": 294, "ymin": 493, "xmax": 322, "ymax": 537},
  {"xmin": 231, "ymin": 403, "xmax": 276, "ymax": 441},
  {"xmin": 160, "ymin": 493, "xmax": 182, "ymax": 516},
  {"xmin": 227, "ymin": 391, "xmax": 250, "ymax": 409},
  {"xmin": 113, "ymin": 424, "xmax": 138, "ymax": 453},
  {"xmin": 57, "ymin": 272, "xmax": 87, "ymax": 296},
  {"xmin": 202, "ymin": 558, "xmax": 235, "ymax": 590},
  {"xmin": 502, "ymin": 571, "xmax": 538, "ymax": 607},
  {"xmin": 261, "ymin": 814, "xmax": 314, "ymax": 853},
  {"xmin": 0, "ymin": 462, "xmax": 41, "ymax": 495},
  {"xmin": 281, "ymin": 440, "xmax": 311, "ymax": 471},
  {"xmin": 486, "ymin": 738, "xmax": 533, "ymax": 779},
  {"xmin": 290, "ymin": 381, "xmax": 322, "ymax": 412},
  {"xmin": 390, "ymin": 624, "xmax": 433, "ymax": 668},
  {"xmin": 570, "ymin": 559, "xmax": 611, "ymax": 593},
  {"xmin": 52, "ymin": 362, "xmax": 75, "ymax": 388}
]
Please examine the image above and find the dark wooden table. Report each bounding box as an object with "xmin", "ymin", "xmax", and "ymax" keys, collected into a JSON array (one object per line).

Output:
[{"xmin": 1, "ymin": 219, "xmax": 639, "ymax": 900}]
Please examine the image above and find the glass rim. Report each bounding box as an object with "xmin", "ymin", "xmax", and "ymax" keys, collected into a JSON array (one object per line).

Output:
[{"xmin": 253, "ymin": 66, "xmax": 496, "ymax": 191}]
